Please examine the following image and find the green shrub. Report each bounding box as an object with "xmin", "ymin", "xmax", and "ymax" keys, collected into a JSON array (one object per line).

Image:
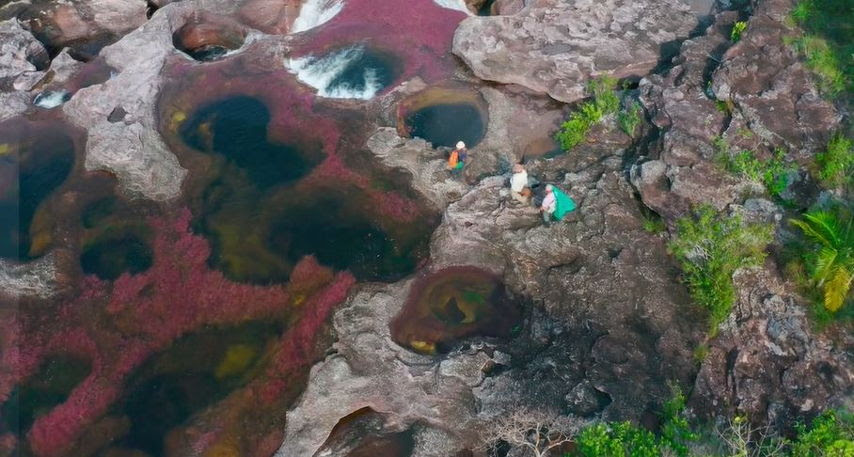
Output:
[
  {"xmin": 789, "ymin": 0, "xmax": 852, "ymax": 96},
  {"xmin": 791, "ymin": 410, "xmax": 854, "ymax": 457},
  {"xmin": 815, "ymin": 133, "xmax": 854, "ymax": 188},
  {"xmin": 661, "ymin": 386, "xmax": 697, "ymax": 457},
  {"xmin": 789, "ymin": 205, "xmax": 853, "ymax": 313},
  {"xmin": 670, "ymin": 206, "xmax": 773, "ymax": 331},
  {"xmin": 590, "ymin": 76, "xmax": 620, "ymax": 114},
  {"xmin": 573, "ymin": 422, "xmax": 659, "ymax": 457},
  {"xmin": 618, "ymin": 101, "xmax": 642, "ymax": 137},
  {"xmin": 643, "ymin": 217, "xmax": 667, "ymax": 234},
  {"xmin": 789, "ymin": 35, "xmax": 847, "ymax": 95},
  {"xmin": 731, "ymin": 21, "xmax": 748, "ymax": 42},
  {"xmin": 555, "ymin": 77, "xmax": 620, "ymax": 151},
  {"xmin": 717, "ymin": 147, "xmax": 796, "ymax": 198}
]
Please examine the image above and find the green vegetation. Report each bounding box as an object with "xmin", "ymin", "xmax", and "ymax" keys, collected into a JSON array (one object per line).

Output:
[
  {"xmin": 789, "ymin": 205, "xmax": 853, "ymax": 314},
  {"xmin": 670, "ymin": 206, "xmax": 773, "ymax": 332},
  {"xmin": 815, "ymin": 133, "xmax": 854, "ymax": 189},
  {"xmin": 715, "ymin": 143, "xmax": 796, "ymax": 198},
  {"xmin": 792, "ymin": 410, "xmax": 854, "ymax": 457},
  {"xmin": 573, "ymin": 422, "xmax": 659, "ymax": 457},
  {"xmin": 660, "ymin": 387, "xmax": 697, "ymax": 457},
  {"xmin": 643, "ymin": 216, "xmax": 667, "ymax": 234},
  {"xmin": 788, "ymin": 0, "xmax": 852, "ymax": 96},
  {"xmin": 565, "ymin": 409, "xmax": 853, "ymax": 457},
  {"xmin": 730, "ymin": 21, "xmax": 747, "ymax": 42},
  {"xmin": 555, "ymin": 76, "xmax": 620, "ymax": 151},
  {"xmin": 618, "ymin": 101, "xmax": 643, "ymax": 137}
]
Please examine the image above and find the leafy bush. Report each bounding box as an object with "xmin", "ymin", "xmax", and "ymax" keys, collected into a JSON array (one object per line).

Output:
[
  {"xmin": 555, "ymin": 77, "xmax": 620, "ymax": 151},
  {"xmin": 573, "ymin": 422, "xmax": 659, "ymax": 457},
  {"xmin": 789, "ymin": 0, "xmax": 852, "ymax": 96},
  {"xmin": 789, "ymin": 205, "xmax": 853, "ymax": 313},
  {"xmin": 643, "ymin": 217, "xmax": 666, "ymax": 234},
  {"xmin": 589, "ymin": 76, "xmax": 620, "ymax": 114},
  {"xmin": 618, "ymin": 101, "xmax": 642, "ymax": 137},
  {"xmin": 789, "ymin": 35, "xmax": 847, "ymax": 95},
  {"xmin": 731, "ymin": 21, "xmax": 747, "ymax": 42},
  {"xmin": 792, "ymin": 410, "xmax": 854, "ymax": 457},
  {"xmin": 556, "ymin": 407, "xmax": 853, "ymax": 457},
  {"xmin": 670, "ymin": 206, "xmax": 773, "ymax": 331},
  {"xmin": 661, "ymin": 387, "xmax": 697, "ymax": 457},
  {"xmin": 717, "ymin": 147, "xmax": 796, "ymax": 198},
  {"xmin": 815, "ymin": 133, "xmax": 854, "ymax": 188}
]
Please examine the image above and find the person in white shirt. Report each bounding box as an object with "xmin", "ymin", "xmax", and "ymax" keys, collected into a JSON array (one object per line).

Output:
[
  {"xmin": 540, "ymin": 184, "xmax": 557, "ymax": 223},
  {"xmin": 509, "ymin": 163, "xmax": 531, "ymax": 205}
]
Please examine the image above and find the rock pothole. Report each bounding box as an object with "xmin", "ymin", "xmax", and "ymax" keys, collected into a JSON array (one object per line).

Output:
[
  {"xmin": 172, "ymin": 17, "xmax": 246, "ymax": 62},
  {"xmin": 397, "ymin": 84, "xmax": 488, "ymax": 149}
]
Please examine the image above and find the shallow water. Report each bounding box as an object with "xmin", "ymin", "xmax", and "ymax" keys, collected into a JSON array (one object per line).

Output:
[
  {"xmin": 1, "ymin": 355, "xmax": 92, "ymax": 437},
  {"xmin": 0, "ymin": 124, "xmax": 75, "ymax": 260},
  {"xmin": 114, "ymin": 321, "xmax": 282, "ymax": 456},
  {"xmin": 404, "ymin": 103, "xmax": 486, "ymax": 148},
  {"xmin": 180, "ymin": 96, "xmax": 320, "ymax": 189},
  {"xmin": 3, "ymin": 0, "xmax": 472, "ymax": 455}
]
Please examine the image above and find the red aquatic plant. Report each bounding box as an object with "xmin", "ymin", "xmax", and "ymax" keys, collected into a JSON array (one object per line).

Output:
[{"xmin": 0, "ymin": 208, "xmax": 353, "ymax": 457}]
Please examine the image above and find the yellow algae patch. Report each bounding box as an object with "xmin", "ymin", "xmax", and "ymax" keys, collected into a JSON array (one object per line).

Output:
[
  {"xmin": 169, "ymin": 111, "xmax": 187, "ymax": 131},
  {"xmin": 28, "ymin": 230, "xmax": 53, "ymax": 257},
  {"xmin": 409, "ymin": 340, "xmax": 436, "ymax": 355},
  {"xmin": 215, "ymin": 344, "xmax": 257, "ymax": 380},
  {"xmin": 205, "ymin": 440, "xmax": 240, "ymax": 457},
  {"xmin": 0, "ymin": 144, "xmax": 11, "ymax": 156}
]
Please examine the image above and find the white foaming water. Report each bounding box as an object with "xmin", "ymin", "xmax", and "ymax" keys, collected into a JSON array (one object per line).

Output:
[
  {"xmin": 287, "ymin": 46, "xmax": 384, "ymax": 100},
  {"xmin": 33, "ymin": 90, "xmax": 70, "ymax": 109},
  {"xmin": 432, "ymin": 0, "xmax": 471, "ymax": 14},
  {"xmin": 292, "ymin": 0, "xmax": 345, "ymax": 33}
]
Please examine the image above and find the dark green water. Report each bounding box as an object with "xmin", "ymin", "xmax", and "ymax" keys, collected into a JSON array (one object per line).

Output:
[
  {"xmin": 181, "ymin": 96, "xmax": 321, "ymax": 189},
  {"xmin": 80, "ymin": 234, "xmax": 153, "ymax": 280},
  {"xmin": 267, "ymin": 196, "xmax": 416, "ymax": 282},
  {"xmin": 1, "ymin": 355, "xmax": 92, "ymax": 436},
  {"xmin": 180, "ymin": 95, "xmax": 432, "ymax": 284},
  {"xmin": 404, "ymin": 103, "xmax": 485, "ymax": 149},
  {"xmin": 115, "ymin": 321, "xmax": 281, "ymax": 456},
  {"xmin": 0, "ymin": 131, "xmax": 75, "ymax": 260}
]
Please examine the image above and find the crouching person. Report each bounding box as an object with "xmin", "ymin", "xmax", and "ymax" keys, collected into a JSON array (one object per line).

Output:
[{"xmin": 540, "ymin": 184, "xmax": 576, "ymax": 224}]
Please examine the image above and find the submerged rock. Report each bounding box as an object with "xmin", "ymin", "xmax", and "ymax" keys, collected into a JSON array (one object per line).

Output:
[{"xmin": 452, "ymin": 0, "xmax": 698, "ymax": 103}]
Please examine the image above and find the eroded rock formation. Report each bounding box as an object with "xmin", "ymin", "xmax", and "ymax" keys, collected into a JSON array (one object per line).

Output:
[{"xmin": 453, "ymin": 0, "xmax": 698, "ymax": 102}]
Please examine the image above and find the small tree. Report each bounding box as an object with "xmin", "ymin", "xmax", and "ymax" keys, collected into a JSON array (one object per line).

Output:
[
  {"xmin": 714, "ymin": 416, "xmax": 788, "ymax": 457},
  {"xmin": 480, "ymin": 409, "xmax": 587, "ymax": 457}
]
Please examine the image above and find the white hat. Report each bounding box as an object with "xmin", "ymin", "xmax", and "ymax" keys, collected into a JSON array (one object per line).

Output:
[
  {"xmin": 456, "ymin": 141, "xmax": 466, "ymax": 149},
  {"xmin": 545, "ymin": 184, "xmax": 553, "ymax": 192}
]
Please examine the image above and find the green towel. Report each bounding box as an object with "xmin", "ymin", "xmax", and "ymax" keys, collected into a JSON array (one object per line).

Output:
[{"xmin": 552, "ymin": 186, "xmax": 576, "ymax": 220}]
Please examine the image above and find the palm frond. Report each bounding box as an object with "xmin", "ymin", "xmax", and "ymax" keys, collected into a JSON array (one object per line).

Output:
[
  {"xmin": 790, "ymin": 218, "xmax": 833, "ymax": 248},
  {"xmin": 823, "ymin": 267, "xmax": 852, "ymax": 312},
  {"xmin": 814, "ymin": 246, "xmax": 839, "ymax": 285},
  {"xmin": 803, "ymin": 211, "xmax": 841, "ymax": 247}
]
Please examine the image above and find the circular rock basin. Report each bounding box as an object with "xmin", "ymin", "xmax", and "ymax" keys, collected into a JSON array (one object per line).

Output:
[
  {"xmin": 398, "ymin": 84, "xmax": 488, "ymax": 149},
  {"xmin": 318, "ymin": 407, "xmax": 415, "ymax": 457},
  {"xmin": 0, "ymin": 121, "xmax": 76, "ymax": 260},
  {"xmin": 172, "ymin": 17, "xmax": 246, "ymax": 62},
  {"xmin": 390, "ymin": 266, "xmax": 521, "ymax": 354},
  {"xmin": 288, "ymin": 45, "xmax": 403, "ymax": 100}
]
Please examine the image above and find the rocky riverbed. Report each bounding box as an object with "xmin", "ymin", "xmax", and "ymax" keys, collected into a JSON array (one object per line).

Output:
[{"xmin": 0, "ymin": 0, "xmax": 850, "ymax": 456}]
